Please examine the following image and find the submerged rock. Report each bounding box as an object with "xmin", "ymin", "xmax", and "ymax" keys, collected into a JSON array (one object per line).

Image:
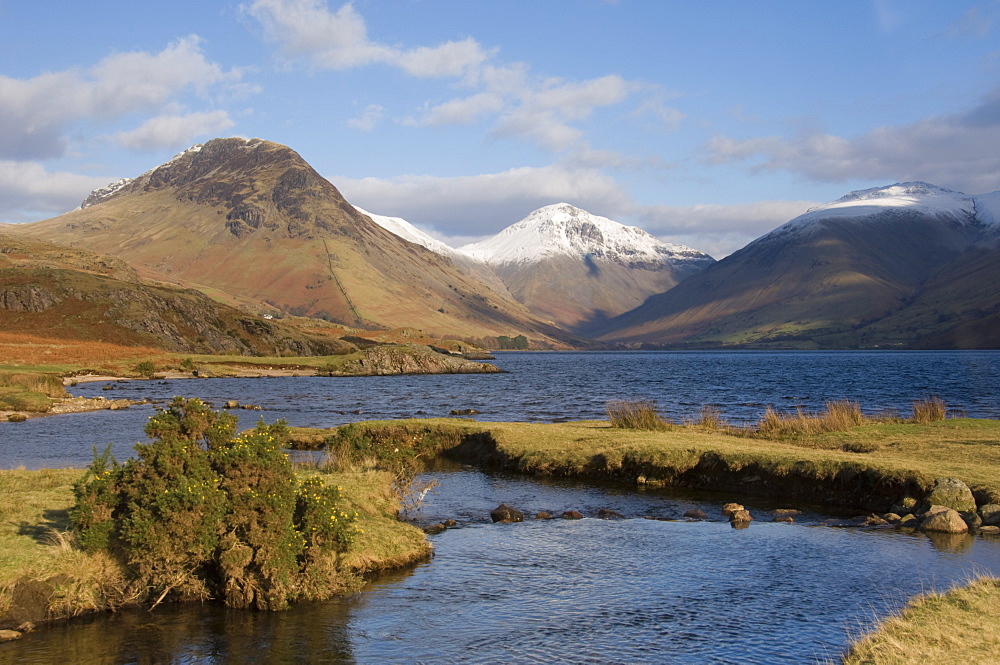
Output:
[
  {"xmin": 597, "ymin": 508, "xmax": 625, "ymax": 520},
  {"xmin": 560, "ymin": 510, "xmax": 583, "ymax": 520},
  {"xmin": 534, "ymin": 511, "xmax": 553, "ymax": 520},
  {"xmin": 490, "ymin": 503, "xmax": 523, "ymax": 523},
  {"xmin": 683, "ymin": 508, "xmax": 708, "ymax": 520}
]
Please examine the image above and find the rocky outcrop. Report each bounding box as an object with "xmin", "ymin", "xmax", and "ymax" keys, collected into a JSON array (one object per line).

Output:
[{"xmin": 329, "ymin": 344, "xmax": 501, "ymax": 376}]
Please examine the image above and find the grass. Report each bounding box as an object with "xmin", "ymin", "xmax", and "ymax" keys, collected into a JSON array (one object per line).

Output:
[
  {"xmin": 0, "ymin": 466, "xmax": 429, "ymax": 628},
  {"xmin": 841, "ymin": 575, "xmax": 1000, "ymax": 664},
  {"xmin": 606, "ymin": 400, "xmax": 671, "ymax": 431}
]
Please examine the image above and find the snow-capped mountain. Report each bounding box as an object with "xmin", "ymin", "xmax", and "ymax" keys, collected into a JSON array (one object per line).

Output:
[
  {"xmin": 459, "ymin": 203, "xmax": 712, "ymax": 269},
  {"xmin": 596, "ymin": 182, "xmax": 1000, "ymax": 349},
  {"xmin": 354, "ymin": 207, "xmax": 461, "ymax": 258},
  {"xmin": 767, "ymin": 182, "xmax": 1000, "ymax": 244},
  {"xmin": 454, "ymin": 203, "xmax": 715, "ymax": 332}
]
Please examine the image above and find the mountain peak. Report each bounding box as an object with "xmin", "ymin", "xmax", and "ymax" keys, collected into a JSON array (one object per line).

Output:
[{"xmin": 459, "ymin": 204, "xmax": 712, "ymax": 268}]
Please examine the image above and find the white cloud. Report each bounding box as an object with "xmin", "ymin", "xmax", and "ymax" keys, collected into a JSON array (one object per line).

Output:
[
  {"xmin": 245, "ymin": 0, "xmax": 491, "ymax": 77},
  {"xmin": 0, "ymin": 161, "xmax": 111, "ymax": 222},
  {"xmin": 0, "ymin": 36, "xmax": 246, "ymax": 160},
  {"xmin": 704, "ymin": 86, "xmax": 1000, "ymax": 194},
  {"xmin": 113, "ymin": 110, "xmax": 236, "ymax": 151},
  {"xmin": 347, "ymin": 104, "xmax": 385, "ymax": 131}
]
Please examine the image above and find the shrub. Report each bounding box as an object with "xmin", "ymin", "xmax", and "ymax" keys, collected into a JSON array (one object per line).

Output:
[
  {"xmin": 133, "ymin": 361, "xmax": 156, "ymax": 378},
  {"xmin": 71, "ymin": 397, "xmax": 358, "ymax": 610},
  {"xmin": 912, "ymin": 396, "xmax": 947, "ymax": 423},
  {"xmin": 606, "ymin": 400, "xmax": 671, "ymax": 431}
]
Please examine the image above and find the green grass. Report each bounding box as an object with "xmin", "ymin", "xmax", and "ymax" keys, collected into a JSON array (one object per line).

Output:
[
  {"xmin": 841, "ymin": 575, "xmax": 1000, "ymax": 664},
  {"xmin": 294, "ymin": 416, "xmax": 1000, "ymax": 509},
  {"xmin": 0, "ymin": 371, "xmax": 68, "ymax": 412}
]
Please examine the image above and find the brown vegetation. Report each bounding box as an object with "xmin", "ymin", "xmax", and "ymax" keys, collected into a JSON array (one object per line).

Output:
[{"xmin": 606, "ymin": 400, "xmax": 672, "ymax": 431}]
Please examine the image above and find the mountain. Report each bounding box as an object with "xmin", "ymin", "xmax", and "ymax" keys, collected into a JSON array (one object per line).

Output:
[
  {"xmin": 596, "ymin": 183, "xmax": 1000, "ymax": 349},
  {"xmin": 457, "ymin": 203, "xmax": 715, "ymax": 331},
  {"xmin": 0, "ymin": 232, "xmax": 352, "ymax": 355},
  {"xmin": 8, "ymin": 138, "xmax": 576, "ymax": 347}
]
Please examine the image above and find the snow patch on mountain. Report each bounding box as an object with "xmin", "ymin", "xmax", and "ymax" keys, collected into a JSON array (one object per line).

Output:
[
  {"xmin": 458, "ymin": 203, "xmax": 713, "ymax": 268},
  {"xmin": 791, "ymin": 182, "xmax": 976, "ymax": 227},
  {"xmin": 81, "ymin": 144, "xmax": 205, "ymax": 209},
  {"xmin": 354, "ymin": 207, "xmax": 462, "ymax": 257}
]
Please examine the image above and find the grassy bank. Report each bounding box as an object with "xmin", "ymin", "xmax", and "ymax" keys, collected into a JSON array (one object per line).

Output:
[
  {"xmin": 841, "ymin": 575, "xmax": 1000, "ymax": 663},
  {"xmin": 0, "ymin": 466, "xmax": 429, "ymax": 631},
  {"xmin": 292, "ymin": 416, "xmax": 1000, "ymax": 511}
]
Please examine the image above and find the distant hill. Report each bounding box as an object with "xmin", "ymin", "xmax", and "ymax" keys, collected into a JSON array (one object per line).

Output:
[
  {"xmin": 457, "ymin": 203, "xmax": 715, "ymax": 332},
  {"xmin": 0, "ymin": 233, "xmax": 352, "ymax": 355},
  {"xmin": 595, "ymin": 183, "xmax": 1000, "ymax": 349},
  {"xmin": 9, "ymin": 138, "xmax": 577, "ymax": 347}
]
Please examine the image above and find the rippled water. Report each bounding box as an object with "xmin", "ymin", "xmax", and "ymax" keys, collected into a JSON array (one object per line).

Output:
[
  {"xmin": 6, "ymin": 467, "xmax": 1000, "ymax": 664},
  {"xmin": 3, "ymin": 350, "xmax": 998, "ymax": 469}
]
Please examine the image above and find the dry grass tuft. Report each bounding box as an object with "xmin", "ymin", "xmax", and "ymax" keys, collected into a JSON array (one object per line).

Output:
[
  {"xmin": 606, "ymin": 400, "xmax": 671, "ymax": 431},
  {"xmin": 755, "ymin": 400, "xmax": 867, "ymax": 438},
  {"xmin": 911, "ymin": 395, "xmax": 947, "ymax": 424}
]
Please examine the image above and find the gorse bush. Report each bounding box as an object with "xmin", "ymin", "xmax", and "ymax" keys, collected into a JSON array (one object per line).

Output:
[
  {"xmin": 606, "ymin": 400, "xmax": 671, "ymax": 431},
  {"xmin": 71, "ymin": 397, "xmax": 357, "ymax": 610}
]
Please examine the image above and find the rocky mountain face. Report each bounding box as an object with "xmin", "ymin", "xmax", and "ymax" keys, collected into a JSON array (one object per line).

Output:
[
  {"xmin": 457, "ymin": 203, "xmax": 715, "ymax": 331},
  {"xmin": 595, "ymin": 183, "xmax": 1000, "ymax": 349},
  {"xmin": 0, "ymin": 233, "xmax": 352, "ymax": 355},
  {"xmin": 10, "ymin": 138, "xmax": 577, "ymax": 347}
]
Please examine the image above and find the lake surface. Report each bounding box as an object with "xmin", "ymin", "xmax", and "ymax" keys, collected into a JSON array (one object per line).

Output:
[
  {"xmin": 1, "ymin": 351, "xmax": 999, "ymax": 663},
  {"xmin": 2, "ymin": 350, "xmax": 999, "ymax": 469}
]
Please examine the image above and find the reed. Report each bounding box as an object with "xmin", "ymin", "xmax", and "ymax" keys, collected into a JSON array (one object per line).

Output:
[
  {"xmin": 606, "ymin": 400, "xmax": 671, "ymax": 431},
  {"xmin": 754, "ymin": 400, "xmax": 867, "ymax": 438},
  {"xmin": 911, "ymin": 395, "xmax": 947, "ymax": 423}
]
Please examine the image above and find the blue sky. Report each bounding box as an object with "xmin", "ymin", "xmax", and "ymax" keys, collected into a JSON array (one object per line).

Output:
[{"xmin": 2, "ymin": 0, "xmax": 999, "ymax": 256}]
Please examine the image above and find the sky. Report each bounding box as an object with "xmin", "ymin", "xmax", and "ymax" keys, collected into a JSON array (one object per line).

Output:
[{"xmin": 2, "ymin": 1, "xmax": 999, "ymax": 257}]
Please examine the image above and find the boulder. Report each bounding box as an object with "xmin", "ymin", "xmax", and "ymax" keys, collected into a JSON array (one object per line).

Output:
[
  {"xmin": 923, "ymin": 478, "xmax": 976, "ymax": 513},
  {"xmin": 490, "ymin": 503, "xmax": 523, "ymax": 523},
  {"xmin": 560, "ymin": 510, "xmax": 583, "ymax": 520},
  {"xmin": 979, "ymin": 504, "xmax": 1000, "ymax": 527},
  {"xmin": 898, "ymin": 513, "xmax": 919, "ymax": 527},
  {"xmin": 683, "ymin": 508, "xmax": 708, "ymax": 520},
  {"xmin": 980, "ymin": 526, "xmax": 1000, "ymax": 535},
  {"xmin": 773, "ymin": 516, "xmax": 794, "ymax": 523},
  {"xmin": 920, "ymin": 508, "xmax": 968, "ymax": 534},
  {"xmin": 0, "ymin": 630, "xmax": 21, "ymax": 642},
  {"xmin": 534, "ymin": 511, "xmax": 553, "ymax": 520},
  {"xmin": 224, "ymin": 400, "xmax": 240, "ymax": 409},
  {"xmin": 729, "ymin": 509, "xmax": 753, "ymax": 524},
  {"xmin": 960, "ymin": 511, "xmax": 982, "ymax": 529},
  {"xmin": 443, "ymin": 519, "xmax": 457, "ymax": 527},
  {"xmin": 882, "ymin": 513, "xmax": 902, "ymax": 524},
  {"xmin": 721, "ymin": 503, "xmax": 744, "ymax": 517},
  {"xmin": 423, "ymin": 523, "xmax": 447, "ymax": 535},
  {"xmin": 597, "ymin": 508, "xmax": 625, "ymax": 520}
]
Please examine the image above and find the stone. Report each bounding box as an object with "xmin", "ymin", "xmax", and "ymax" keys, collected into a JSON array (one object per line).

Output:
[
  {"xmin": 449, "ymin": 408, "xmax": 478, "ymax": 416},
  {"xmin": 891, "ymin": 496, "xmax": 919, "ymax": 515},
  {"xmin": 534, "ymin": 511, "xmax": 552, "ymax": 520},
  {"xmin": 683, "ymin": 508, "xmax": 708, "ymax": 520},
  {"xmin": 898, "ymin": 513, "xmax": 918, "ymax": 527},
  {"xmin": 864, "ymin": 514, "xmax": 889, "ymax": 526},
  {"xmin": 597, "ymin": 508, "xmax": 625, "ymax": 519},
  {"xmin": 729, "ymin": 509, "xmax": 753, "ymax": 524},
  {"xmin": 923, "ymin": 478, "xmax": 976, "ymax": 513},
  {"xmin": 0, "ymin": 630, "xmax": 21, "ymax": 642},
  {"xmin": 721, "ymin": 503, "xmax": 744, "ymax": 517},
  {"xmin": 920, "ymin": 508, "xmax": 968, "ymax": 534},
  {"xmin": 490, "ymin": 503, "xmax": 523, "ymax": 523},
  {"xmin": 960, "ymin": 511, "xmax": 982, "ymax": 529},
  {"xmin": 979, "ymin": 504, "xmax": 1000, "ymax": 527},
  {"xmin": 560, "ymin": 510, "xmax": 583, "ymax": 520},
  {"xmin": 773, "ymin": 516, "xmax": 794, "ymax": 523},
  {"xmin": 882, "ymin": 513, "xmax": 902, "ymax": 524},
  {"xmin": 979, "ymin": 526, "xmax": 1000, "ymax": 535},
  {"xmin": 443, "ymin": 519, "xmax": 457, "ymax": 527},
  {"xmin": 773, "ymin": 508, "xmax": 801, "ymax": 516},
  {"xmin": 224, "ymin": 400, "xmax": 240, "ymax": 409},
  {"xmin": 7, "ymin": 414, "xmax": 27, "ymax": 423},
  {"xmin": 423, "ymin": 523, "xmax": 446, "ymax": 535}
]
